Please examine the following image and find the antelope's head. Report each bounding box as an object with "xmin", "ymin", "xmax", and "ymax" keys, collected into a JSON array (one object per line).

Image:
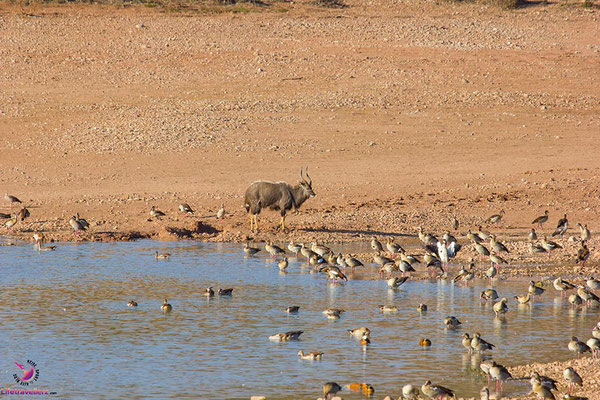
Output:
[{"xmin": 299, "ymin": 167, "xmax": 316, "ymax": 197}]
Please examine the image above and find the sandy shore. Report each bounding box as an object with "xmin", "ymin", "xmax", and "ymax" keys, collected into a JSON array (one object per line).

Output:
[{"xmin": 1, "ymin": 0, "xmax": 600, "ymax": 394}]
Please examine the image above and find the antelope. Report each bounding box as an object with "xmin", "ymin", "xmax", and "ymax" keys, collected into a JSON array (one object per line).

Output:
[{"xmin": 244, "ymin": 168, "xmax": 315, "ymax": 231}]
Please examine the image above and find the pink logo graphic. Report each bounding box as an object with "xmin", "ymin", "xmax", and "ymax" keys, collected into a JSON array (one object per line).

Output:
[{"xmin": 13, "ymin": 360, "xmax": 39, "ymax": 386}]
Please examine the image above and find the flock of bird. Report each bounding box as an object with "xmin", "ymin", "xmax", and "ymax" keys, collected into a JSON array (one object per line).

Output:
[{"xmin": 3, "ymin": 192, "xmax": 600, "ymax": 399}]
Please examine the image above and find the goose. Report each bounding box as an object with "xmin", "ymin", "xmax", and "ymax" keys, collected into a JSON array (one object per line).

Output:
[
  {"xmin": 287, "ymin": 241, "xmax": 301, "ymax": 256},
  {"xmin": 396, "ymin": 259, "xmax": 416, "ymax": 276},
  {"xmin": 480, "ymin": 387, "xmax": 490, "ymax": 400},
  {"xmin": 386, "ymin": 238, "xmax": 403, "ymax": 256},
  {"xmin": 4, "ymin": 193, "xmax": 22, "ymax": 208},
  {"xmin": 419, "ymin": 338, "xmax": 432, "ymax": 347},
  {"xmin": 373, "ymin": 252, "xmax": 393, "ymax": 267},
  {"xmin": 471, "ymin": 332, "xmax": 495, "ymax": 353},
  {"xmin": 327, "ymin": 252, "xmax": 337, "ymax": 265},
  {"xmin": 532, "ymin": 210, "xmax": 549, "ymax": 228},
  {"xmin": 480, "ymin": 359, "xmax": 495, "ymax": 384},
  {"xmin": 475, "ymin": 243, "xmax": 491, "ymax": 260},
  {"xmin": 379, "ymin": 263, "xmax": 395, "ymax": 279},
  {"xmin": 243, "ymin": 243, "xmax": 260, "ymax": 256},
  {"xmin": 568, "ymin": 336, "xmax": 591, "ymax": 358},
  {"xmin": 348, "ymin": 327, "xmax": 370, "ymax": 338},
  {"xmin": 155, "ymin": 250, "xmax": 171, "ymax": 259},
  {"xmin": 451, "ymin": 215, "xmax": 459, "ymax": 230},
  {"xmin": 529, "ymin": 228, "xmax": 538, "ymax": 241},
  {"xmin": 531, "ymin": 372, "xmax": 558, "ymax": 391},
  {"xmin": 418, "ymin": 303, "xmax": 428, "ymax": 312},
  {"xmin": 530, "ymin": 375, "xmax": 556, "ymax": 400},
  {"xmin": 490, "ymin": 252, "xmax": 508, "ymax": 268},
  {"xmin": 323, "ymin": 382, "xmax": 342, "ymax": 399},
  {"xmin": 586, "ymin": 276, "xmax": 600, "ymax": 292},
  {"xmin": 311, "ymin": 242, "xmax": 331, "ymax": 257},
  {"xmin": 529, "ymin": 281, "xmax": 545, "ymax": 298},
  {"xmin": 322, "ymin": 308, "xmax": 344, "ymax": 316},
  {"xmin": 592, "ymin": 325, "xmax": 600, "ymax": 340},
  {"xmin": 344, "ymin": 255, "xmax": 364, "ymax": 270},
  {"xmin": 269, "ymin": 331, "xmax": 303, "ymax": 341},
  {"xmin": 541, "ymin": 236, "xmax": 562, "ymax": 257},
  {"xmin": 493, "ymin": 297, "xmax": 508, "ymax": 316},
  {"xmin": 421, "ymin": 380, "xmax": 454, "ymax": 400},
  {"xmin": 297, "ymin": 350, "xmax": 323, "ymax": 360},
  {"xmin": 399, "ymin": 249, "xmax": 421, "ymax": 264},
  {"xmin": 577, "ymin": 223, "xmax": 591, "ymax": 240},
  {"xmin": 576, "ymin": 241, "xmax": 590, "ymax": 268},
  {"xmin": 218, "ymin": 288, "xmax": 233, "ymax": 296},
  {"xmin": 489, "ymin": 234, "xmax": 510, "ymax": 253},
  {"xmin": 568, "ymin": 293, "xmax": 583, "ymax": 308},
  {"xmin": 300, "ymin": 244, "xmax": 317, "ymax": 262},
  {"xmin": 68, "ymin": 216, "xmax": 86, "ymax": 234},
  {"xmin": 563, "ymin": 367, "xmax": 583, "ymax": 394},
  {"xmin": 514, "ymin": 293, "xmax": 531, "ymax": 304},
  {"xmin": 443, "ymin": 230, "xmax": 457, "ymax": 244},
  {"xmin": 127, "ymin": 300, "xmax": 138, "ymax": 307},
  {"xmin": 417, "ymin": 226, "xmax": 427, "ymax": 243},
  {"xmin": 577, "ymin": 286, "xmax": 599, "ymax": 306},
  {"xmin": 319, "ymin": 265, "xmax": 348, "ymax": 282},
  {"xmin": 161, "ymin": 299, "xmax": 172, "ymax": 313},
  {"xmin": 285, "ymin": 306, "xmax": 299, "ymax": 314},
  {"xmin": 149, "ymin": 206, "xmax": 165, "ymax": 218},
  {"xmin": 216, "ymin": 203, "xmax": 225, "ymax": 219},
  {"xmin": 265, "ymin": 241, "xmax": 285, "ymax": 258},
  {"xmin": 477, "ymin": 226, "xmax": 491, "ymax": 240},
  {"xmin": 486, "ymin": 265, "xmax": 497, "ymax": 285},
  {"xmin": 370, "ymin": 236, "xmax": 383, "ymax": 253},
  {"xmin": 552, "ymin": 214, "xmax": 569, "ymax": 237},
  {"xmin": 462, "ymin": 333, "xmax": 472, "ymax": 352},
  {"xmin": 529, "ymin": 242, "xmax": 547, "ymax": 254},
  {"xmin": 437, "ymin": 240, "xmax": 449, "ymax": 267},
  {"xmin": 453, "ymin": 262, "xmax": 474, "ymax": 286},
  {"xmin": 444, "ymin": 316, "xmax": 462, "ymax": 328},
  {"xmin": 33, "ymin": 233, "xmax": 45, "ymax": 247},
  {"xmin": 204, "ymin": 287, "xmax": 215, "ymax": 297},
  {"xmin": 387, "ymin": 276, "xmax": 408, "ymax": 289},
  {"xmin": 38, "ymin": 245, "xmax": 57, "ymax": 251},
  {"xmin": 480, "ymin": 288, "xmax": 499, "ymax": 301},
  {"xmin": 467, "ymin": 230, "xmax": 483, "ymax": 244},
  {"xmin": 178, "ymin": 203, "xmax": 194, "ymax": 215},
  {"xmin": 586, "ymin": 338, "xmax": 599, "ymax": 358},
  {"xmin": 278, "ymin": 258, "xmax": 288, "ymax": 271},
  {"xmin": 379, "ymin": 305, "xmax": 398, "ymax": 313},
  {"xmin": 402, "ymin": 384, "xmax": 420, "ymax": 400},
  {"xmin": 345, "ymin": 383, "xmax": 374, "ymax": 396},
  {"xmin": 18, "ymin": 207, "xmax": 30, "ymax": 222},
  {"xmin": 486, "ymin": 210, "xmax": 505, "ymax": 224},
  {"xmin": 324, "ymin": 309, "xmax": 341, "ymax": 319},
  {"xmin": 489, "ymin": 361, "xmax": 513, "ymax": 392}
]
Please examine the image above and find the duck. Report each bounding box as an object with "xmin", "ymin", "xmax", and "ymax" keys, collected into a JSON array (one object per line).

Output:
[
  {"xmin": 218, "ymin": 288, "xmax": 233, "ymax": 296},
  {"xmin": 471, "ymin": 332, "xmax": 495, "ymax": 353},
  {"xmin": 379, "ymin": 305, "xmax": 398, "ymax": 313},
  {"xmin": 269, "ymin": 331, "xmax": 303, "ymax": 341},
  {"xmin": 348, "ymin": 327, "xmax": 370, "ymax": 338},
  {"xmin": 563, "ymin": 367, "xmax": 583, "ymax": 394},
  {"xmin": 552, "ymin": 214, "xmax": 569, "ymax": 237},
  {"xmin": 278, "ymin": 258, "xmax": 288, "ymax": 271},
  {"xmin": 444, "ymin": 316, "xmax": 462, "ymax": 328},
  {"xmin": 178, "ymin": 203, "xmax": 194, "ymax": 215},
  {"xmin": 287, "ymin": 241, "xmax": 301, "ymax": 256},
  {"xmin": 568, "ymin": 336, "xmax": 591, "ymax": 358},
  {"xmin": 528, "ymin": 228, "xmax": 538, "ymax": 241},
  {"xmin": 285, "ymin": 306, "xmax": 299, "ymax": 314},
  {"xmin": 532, "ymin": 210, "xmax": 549, "ymax": 228},
  {"xmin": 514, "ymin": 293, "xmax": 531, "ymax": 304},
  {"xmin": 486, "ymin": 210, "xmax": 505, "ymax": 224},
  {"xmin": 418, "ymin": 303, "xmax": 428, "ymax": 312},
  {"xmin": 244, "ymin": 243, "xmax": 260, "ymax": 256},
  {"xmin": 323, "ymin": 382, "xmax": 342, "ymax": 399},
  {"xmin": 419, "ymin": 338, "xmax": 432, "ymax": 347},
  {"xmin": 493, "ymin": 297, "xmax": 508, "ymax": 316},
  {"xmin": 489, "ymin": 361, "xmax": 513, "ymax": 392},
  {"xmin": 127, "ymin": 300, "xmax": 138, "ymax": 307},
  {"xmin": 149, "ymin": 206, "xmax": 166, "ymax": 218},
  {"xmin": 155, "ymin": 250, "xmax": 171, "ymax": 259},
  {"xmin": 161, "ymin": 299, "xmax": 172, "ymax": 312},
  {"xmin": 421, "ymin": 380, "xmax": 455, "ymax": 400},
  {"xmin": 297, "ymin": 350, "xmax": 323, "ymax": 360},
  {"xmin": 204, "ymin": 287, "xmax": 215, "ymax": 297},
  {"xmin": 387, "ymin": 276, "xmax": 409, "ymax": 289}
]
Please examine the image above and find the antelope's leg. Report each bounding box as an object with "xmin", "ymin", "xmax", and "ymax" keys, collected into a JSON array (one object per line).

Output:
[
  {"xmin": 249, "ymin": 214, "xmax": 254, "ymax": 231},
  {"xmin": 280, "ymin": 216, "xmax": 286, "ymax": 230},
  {"xmin": 254, "ymin": 215, "xmax": 259, "ymax": 231}
]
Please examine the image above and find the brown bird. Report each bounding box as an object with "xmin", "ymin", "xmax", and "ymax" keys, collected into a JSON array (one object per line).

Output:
[
  {"xmin": 421, "ymin": 380, "xmax": 455, "ymax": 399},
  {"xmin": 18, "ymin": 207, "xmax": 30, "ymax": 222},
  {"xmin": 323, "ymin": 382, "xmax": 342, "ymax": 399},
  {"xmin": 4, "ymin": 193, "xmax": 22, "ymax": 208},
  {"xmin": 155, "ymin": 250, "xmax": 171, "ymax": 259},
  {"xmin": 532, "ymin": 210, "xmax": 549, "ymax": 228},
  {"xmin": 486, "ymin": 210, "xmax": 505, "ymax": 225},
  {"xmin": 576, "ymin": 241, "xmax": 589, "ymax": 268},
  {"xmin": 150, "ymin": 206, "xmax": 166, "ymax": 219},
  {"xmin": 552, "ymin": 214, "xmax": 569, "ymax": 237},
  {"xmin": 179, "ymin": 203, "xmax": 194, "ymax": 215},
  {"xmin": 541, "ymin": 236, "xmax": 562, "ymax": 258},
  {"xmin": 5, "ymin": 215, "xmax": 18, "ymax": 232}
]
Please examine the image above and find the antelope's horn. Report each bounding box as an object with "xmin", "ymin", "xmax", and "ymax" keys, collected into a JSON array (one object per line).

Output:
[
  {"xmin": 305, "ymin": 167, "xmax": 312, "ymax": 185},
  {"xmin": 300, "ymin": 167, "xmax": 306, "ymax": 182}
]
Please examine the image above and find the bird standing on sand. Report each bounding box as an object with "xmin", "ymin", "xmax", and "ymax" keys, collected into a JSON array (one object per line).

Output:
[
  {"xmin": 489, "ymin": 361, "xmax": 513, "ymax": 392},
  {"xmin": 576, "ymin": 241, "xmax": 590, "ymax": 268},
  {"xmin": 529, "ymin": 228, "xmax": 538, "ymax": 241},
  {"xmin": 541, "ymin": 236, "xmax": 562, "ymax": 258},
  {"xmin": 4, "ymin": 193, "xmax": 22, "ymax": 209},
  {"xmin": 18, "ymin": 207, "xmax": 30, "ymax": 222},
  {"xmin": 568, "ymin": 336, "xmax": 591, "ymax": 358},
  {"xmin": 587, "ymin": 338, "xmax": 600, "ymax": 358},
  {"xmin": 452, "ymin": 215, "xmax": 459, "ymax": 231},
  {"xmin": 577, "ymin": 223, "xmax": 591, "ymax": 240},
  {"xmin": 532, "ymin": 210, "xmax": 549, "ymax": 229},
  {"xmin": 490, "ymin": 235, "xmax": 510, "ymax": 253},
  {"xmin": 217, "ymin": 203, "xmax": 225, "ymax": 219},
  {"xmin": 475, "ymin": 243, "xmax": 491, "ymax": 261},
  {"xmin": 179, "ymin": 203, "xmax": 194, "ymax": 215},
  {"xmin": 563, "ymin": 367, "xmax": 583, "ymax": 394},
  {"xmin": 402, "ymin": 384, "xmax": 419, "ymax": 400},
  {"xmin": 552, "ymin": 214, "xmax": 569, "ymax": 237},
  {"xmin": 486, "ymin": 210, "xmax": 505, "ymax": 225},
  {"xmin": 150, "ymin": 206, "xmax": 165, "ymax": 219},
  {"xmin": 69, "ymin": 216, "xmax": 86, "ymax": 235},
  {"xmin": 530, "ymin": 375, "xmax": 556, "ymax": 400}
]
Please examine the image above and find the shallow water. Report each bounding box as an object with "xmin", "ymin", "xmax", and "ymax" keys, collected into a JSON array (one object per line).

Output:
[{"xmin": 0, "ymin": 240, "xmax": 598, "ymax": 399}]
